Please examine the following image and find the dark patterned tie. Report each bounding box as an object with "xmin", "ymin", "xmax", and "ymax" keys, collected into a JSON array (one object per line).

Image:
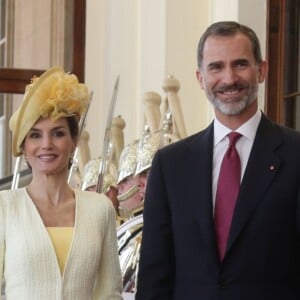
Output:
[{"xmin": 215, "ymin": 132, "xmax": 242, "ymax": 261}]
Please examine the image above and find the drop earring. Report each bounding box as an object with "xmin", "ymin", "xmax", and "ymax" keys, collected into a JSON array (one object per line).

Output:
[{"xmin": 68, "ymin": 152, "xmax": 74, "ymax": 169}]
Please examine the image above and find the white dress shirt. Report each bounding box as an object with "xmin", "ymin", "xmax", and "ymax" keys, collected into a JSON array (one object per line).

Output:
[{"xmin": 212, "ymin": 110, "xmax": 262, "ymax": 213}]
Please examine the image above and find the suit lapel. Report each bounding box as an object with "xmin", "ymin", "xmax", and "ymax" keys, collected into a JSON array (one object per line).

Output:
[
  {"xmin": 226, "ymin": 115, "xmax": 282, "ymax": 256},
  {"xmin": 185, "ymin": 123, "xmax": 219, "ymax": 260}
]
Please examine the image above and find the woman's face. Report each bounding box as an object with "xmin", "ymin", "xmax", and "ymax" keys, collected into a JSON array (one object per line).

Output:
[{"xmin": 23, "ymin": 117, "xmax": 76, "ymax": 176}]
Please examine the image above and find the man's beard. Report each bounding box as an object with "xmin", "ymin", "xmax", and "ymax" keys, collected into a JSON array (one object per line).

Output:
[{"xmin": 206, "ymin": 83, "xmax": 258, "ymax": 116}]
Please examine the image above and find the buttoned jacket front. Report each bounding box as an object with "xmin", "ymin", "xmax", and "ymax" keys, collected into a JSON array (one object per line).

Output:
[{"xmin": 136, "ymin": 114, "xmax": 300, "ymax": 300}]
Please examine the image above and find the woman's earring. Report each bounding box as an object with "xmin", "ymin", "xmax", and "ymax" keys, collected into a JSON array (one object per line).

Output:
[
  {"xmin": 23, "ymin": 154, "xmax": 31, "ymax": 169},
  {"xmin": 68, "ymin": 152, "xmax": 74, "ymax": 169}
]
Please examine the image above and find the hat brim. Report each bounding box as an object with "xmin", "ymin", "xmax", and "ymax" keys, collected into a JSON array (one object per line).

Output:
[{"xmin": 9, "ymin": 66, "xmax": 66, "ymax": 156}]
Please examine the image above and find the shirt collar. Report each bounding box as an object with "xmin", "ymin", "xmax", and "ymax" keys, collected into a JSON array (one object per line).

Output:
[{"xmin": 214, "ymin": 110, "xmax": 262, "ymax": 146}]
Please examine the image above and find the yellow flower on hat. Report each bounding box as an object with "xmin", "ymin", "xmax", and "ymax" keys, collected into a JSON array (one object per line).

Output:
[{"xmin": 9, "ymin": 66, "xmax": 90, "ymax": 157}]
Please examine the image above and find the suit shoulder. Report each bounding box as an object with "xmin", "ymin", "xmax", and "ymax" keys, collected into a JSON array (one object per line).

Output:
[
  {"xmin": 272, "ymin": 122, "xmax": 300, "ymax": 144},
  {"xmin": 278, "ymin": 124, "xmax": 300, "ymax": 137},
  {"xmin": 259, "ymin": 117, "xmax": 300, "ymax": 154},
  {"xmin": 262, "ymin": 114, "xmax": 300, "ymax": 138},
  {"xmin": 159, "ymin": 130, "xmax": 206, "ymax": 154}
]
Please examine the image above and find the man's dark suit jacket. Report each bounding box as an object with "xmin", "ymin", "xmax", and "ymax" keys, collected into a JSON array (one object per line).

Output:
[{"xmin": 136, "ymin": 114, "xmax": 300, "ymax": 300}]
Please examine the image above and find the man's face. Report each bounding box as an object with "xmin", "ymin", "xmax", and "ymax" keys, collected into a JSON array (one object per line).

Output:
[
  {"xmin": 136, "ymin": 170, "xmax": 150, "ymax": 199},
  {"xmin": 196, "ymin": 33, "xmax": 267, "ymax": 117},
  {"xmin": 118, "ymin": 175, "xmax": 138, "ymax": 196},
  {"xmin": 117, "ymin": 175, "xmax": 143, "ymax": 211}
]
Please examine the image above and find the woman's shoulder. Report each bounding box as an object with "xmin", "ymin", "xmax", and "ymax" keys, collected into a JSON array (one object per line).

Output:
[
  {"xmin": 0, "ymin": 187, "xmax": 27, "ymax": 204},
  {"xmin": 0, "ymin": 188, "xmax": 28, "ymax": 222}
]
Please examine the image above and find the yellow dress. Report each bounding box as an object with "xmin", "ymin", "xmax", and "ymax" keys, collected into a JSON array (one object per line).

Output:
[{"xmin": 47, "ymin": 227, "xmax": 74, "ymax": 275}]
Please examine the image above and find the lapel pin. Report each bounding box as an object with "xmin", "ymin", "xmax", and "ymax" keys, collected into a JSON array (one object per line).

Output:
[{"xmin": 269, "ymin": 165, "xmax": 275, "ymax": 171}]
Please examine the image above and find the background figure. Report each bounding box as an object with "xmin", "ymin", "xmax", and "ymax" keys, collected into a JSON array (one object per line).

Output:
[
  {"xmin": 116, "ymin": 139, "xmax": 143, "ymax": 295},
  {"xmin": 118, "ymin": 120, "xmax": 177, "ymax": 296},
  {"xmin": 116, "ymin": 139, "xmax": 143, "ymax": 218},
  {"xmin": 81, "ymin": 157, "xmax": 120, "ymax": 215},
  {"xmin": 0, "ymin": 66, "xmax": 122, "ymax": 299},
  {"xmin": 135, "ymin": 117, "xmax": 179, "ymax": 199},
  {"xmin": 136, "ymin": 21, "xmax": 300, "ymax": 300}
]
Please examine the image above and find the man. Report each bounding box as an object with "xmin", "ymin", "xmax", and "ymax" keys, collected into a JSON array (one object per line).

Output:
[
  {"xmin": 117, "ymin": 139, "xmax": 144, "ymax": 218},
  {"xmin": 116, "ymin": 132, "xmax": 157, "ymax": 295},
  {"xmin": 81, "ymin": 157, "xmax": 120, "ymax": 214},
  {"xmin": 118, "ymin": 123, "xmax": 177, "ymax": 295},
  {"xmin": 116, "ymin": 139, "xmax": 144, "ymax": 295},
  {"xmin": 135, "ymin": 115, "xmax": 179, "ymax": 199},
  {"xmin": 136, "ymin": 21, "xmax": 300, "ymax": 300}
]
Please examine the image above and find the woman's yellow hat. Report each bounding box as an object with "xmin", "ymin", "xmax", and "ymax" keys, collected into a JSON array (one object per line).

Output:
[{"xmin": 9, "ymin": 66, "xmax": 89, "ymax": 156}]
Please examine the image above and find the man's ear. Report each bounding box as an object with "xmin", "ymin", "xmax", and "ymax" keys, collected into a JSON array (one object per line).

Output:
[
  {"xmin": 196, "ymin": 69, "xmax": 204, "ymax": 89},
  {"xmin": 258, "ymin": 60, "xmax": 268, "ymax": 83}
]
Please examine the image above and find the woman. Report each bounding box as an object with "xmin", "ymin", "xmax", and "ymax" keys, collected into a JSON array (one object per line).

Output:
[{"xmin": 0, "ymin": 66, "xmax": 122, "ymax": 299}]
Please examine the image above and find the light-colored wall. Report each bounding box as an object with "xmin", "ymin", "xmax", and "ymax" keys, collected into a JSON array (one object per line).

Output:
[
  {"xmin": 165, "ymin": 0, "xmax": 210, "ymax": 136},
  {"xmin": 85, "ymin": 0, "xmax": 267, "ymax": 158}
]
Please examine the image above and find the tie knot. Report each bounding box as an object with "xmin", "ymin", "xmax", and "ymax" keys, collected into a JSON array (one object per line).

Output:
[{"xmin": 228, "ymin": 132, "xmax": 242, "ymax": 147}]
